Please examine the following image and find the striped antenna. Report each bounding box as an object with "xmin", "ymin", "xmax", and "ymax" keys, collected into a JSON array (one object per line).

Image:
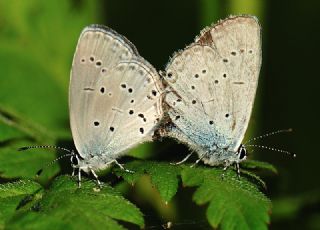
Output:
[
  {"xmin": 246, "ymin": 144, "xmax": 296, "ymax": 158},
  {"xmin": 18, "ymin": 145, "xmax": 75, "ymax": 176},
  {"xmin": 18, "ymin": 145, "xmax": 73, "ymax": 154},
  {"xmin": 35, "ymin": 153, "xmax": 74, "ymax": 176},
  {"xmin": 244, "ymin": 128, "xmax": 293, "ymax": 145}
]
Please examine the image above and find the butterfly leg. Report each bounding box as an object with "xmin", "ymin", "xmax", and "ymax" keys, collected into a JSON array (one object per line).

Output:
[
  {"xmin": 113, "ymin": 159, "xmax": 134, "ymax": 173},
  {"xmin": 72, "ymin": 167, "xmax": 76, "ymax": 176},
  {"xmin": 90, "ymin": 169, "xmax": 102, "ymax": 187},
  {"xmin": 77, "ymin": 169, "xmax": 82, "ymax": 188},
  {"xmin": 171, "ymin": 152, "xmax": 193, "ymax": 165},
  {"xmin": 221, "ymin": 160, "xmax": 229, "ymax": 179},
  {"xmin": 235, "ymin": 163, "xmax": 241, "ymax": 179},
  {"xmin": 190, "ymin": 152, "xmax": 207, "ymax": 168},
  {"xmin": 190, "ymin": 158, "xmax": 202, "ymax": 168}
]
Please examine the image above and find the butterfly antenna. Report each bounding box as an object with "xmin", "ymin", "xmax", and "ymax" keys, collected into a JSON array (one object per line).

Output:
[
  {"xmin": 246, "ymin": 144, "xmax": 296, "ymax": 158},
  {"xmin": 35, "ymin": 153, "xmax": 74, "ymax": 176},
  {"xmin": 244, "ymin": 128, "xmax": 293, "ymax": 145},
  {"xmin": 18, "ymin": 145, "xmax": 73, "ymax": 154},
  {"xmin": 18, "ymin": 145, "xmax": 74, "ymax": 176}
]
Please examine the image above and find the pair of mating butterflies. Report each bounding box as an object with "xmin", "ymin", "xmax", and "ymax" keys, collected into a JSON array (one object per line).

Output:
[{"xmin": 68, "ymin": 15, "xmax": 261, "ymax": 183}]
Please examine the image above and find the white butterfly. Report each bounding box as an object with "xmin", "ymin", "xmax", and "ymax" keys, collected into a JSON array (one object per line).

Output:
[
  {"xmin": 161, "ymin": 15, "xmax": 261, "ymax": 172},
  {"xmin": 69, "ymin": 25, "xmax": 163, "ymax": 185}
]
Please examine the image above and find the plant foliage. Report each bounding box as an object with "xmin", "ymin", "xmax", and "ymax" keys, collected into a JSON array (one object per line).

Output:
[{"xmin": 0, "ymin": 176, "xmax": 144, "ymax": 229}]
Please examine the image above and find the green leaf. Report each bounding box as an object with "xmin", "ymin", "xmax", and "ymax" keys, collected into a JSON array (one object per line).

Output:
[
  {"xmin": 36, "ymin": 176, "xmax": 144, "ymax": 229},
  {"xmin": 115, "ymin": 161, "xmax": 181, "ymax": 203},
  {"xmin": 0, "ymin": 140, "xmax": 60, "ymax": 180},
  {"xmin": 7, "ymin": 212, "xmax": 70, "ymax": 230},
  {"xmin": 0, "ymin": 48, "xmax": 68, "ymax": 140},
  {"xmin": 0, "ymin": 117, "xmax": 25, "ymax": 141},
  {"xmin": 1, "ymin": 177, "xmax": 144, "ymax": 229},
  {"xmin": 181, "ymin": 166, "xmax": 271, "ymax": 230},
  {"xmin": 240, "ymin": 169, "xmax": 267, "ymax": 190},
  {"xmin": 0, "ymin": 180, "xmax": 43, "ymax": 228},
  {"xmin": 242, "ymin": 160, "xmax": 278, "ymax": 174}
]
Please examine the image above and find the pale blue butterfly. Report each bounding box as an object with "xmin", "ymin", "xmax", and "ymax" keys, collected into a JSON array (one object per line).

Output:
[{"xmin": 161, "ymin": 15, "xmax": 262, "ymax": 173}]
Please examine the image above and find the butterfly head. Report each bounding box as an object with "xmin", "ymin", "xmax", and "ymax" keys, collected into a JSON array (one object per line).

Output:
[
  {"xmin": 70, "ymin": 150, "xmax": 82, "ymax": 169},
  {"xmin": 69, "ymin": 151, "xmax": 94, "ymax": 173},
  {"xmin": 236, "ymin": 144, "xmax": 247, "ymax": 162}
]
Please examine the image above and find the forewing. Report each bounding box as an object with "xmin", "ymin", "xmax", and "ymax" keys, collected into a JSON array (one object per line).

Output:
[{"xmin": 164, "ymin": 16, "xmax": 261, "ymax": 151}]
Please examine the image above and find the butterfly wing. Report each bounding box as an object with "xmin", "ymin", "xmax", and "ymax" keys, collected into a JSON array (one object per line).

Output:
[
  {"xmin": 163, "ymin": 15, "xmax": 261, "ymax": 153},
  {"xmin": 70, "ymin": 25, "xmax": 163, "ymax": 159}
]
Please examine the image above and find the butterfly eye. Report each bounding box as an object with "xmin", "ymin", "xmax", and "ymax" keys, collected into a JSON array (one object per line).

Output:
[
  {"xmin": 239, "ymin": 147, "xmax": 247, "ymax": 160},
  {"xmin": 71, "ymin": 155, "xmax": 79, "ymax": 165}
]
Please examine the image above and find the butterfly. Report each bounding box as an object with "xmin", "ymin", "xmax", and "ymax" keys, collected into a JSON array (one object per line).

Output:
[
  {"xmin": 160, "ymin": 15, "xmax": 262, "ymax": 173},
  {"xmin": 66, "ymin": 25, "xmax": 164, "ymax": 185}
]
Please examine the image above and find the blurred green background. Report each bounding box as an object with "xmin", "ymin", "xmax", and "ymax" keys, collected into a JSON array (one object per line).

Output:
[{"xmin": 0, "ymin": 0, "xmax": 319, "ymax": 229}]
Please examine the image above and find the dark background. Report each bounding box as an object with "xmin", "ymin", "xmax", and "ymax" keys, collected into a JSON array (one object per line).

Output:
[{"xmin": 0, "ymin": 0, "xmax": 319, "ymax": 229}]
